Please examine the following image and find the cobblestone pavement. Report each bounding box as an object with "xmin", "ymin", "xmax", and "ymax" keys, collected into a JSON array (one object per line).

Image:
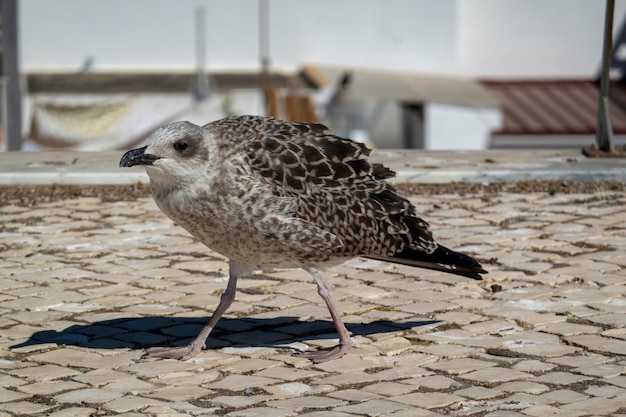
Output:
[{"xmin": 0, "ymin": 189, "xmax": 625, "ymax": 417}]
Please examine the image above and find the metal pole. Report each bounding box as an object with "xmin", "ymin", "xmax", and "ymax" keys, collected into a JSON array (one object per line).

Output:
[
  {"xmin": 0, "ymin": 76, "xmax": 8, "ymax": 151},
  {"xmin": 595, "ymin": 0, "xmax": 615, "ymax": 153},
  {"xmin": 259, "ymin": 0, "xmax": 270, "ymax": 82},
  {"xmin": 195, "ymin": 6, "xmax": 210, "ymax": 100},
  {"xmin": 1, "ymin": 0, "xmax": 23, "ymax": 151}
]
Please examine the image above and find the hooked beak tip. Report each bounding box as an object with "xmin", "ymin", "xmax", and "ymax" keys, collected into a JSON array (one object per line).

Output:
[{"xmin": 119, "ymin": 146, "xmax": 160, "ymax": 168}]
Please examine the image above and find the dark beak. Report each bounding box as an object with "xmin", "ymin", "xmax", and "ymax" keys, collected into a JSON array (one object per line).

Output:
[{"xmin": 119, "ymin": 146, "xmax": 161, "ymax": 168}]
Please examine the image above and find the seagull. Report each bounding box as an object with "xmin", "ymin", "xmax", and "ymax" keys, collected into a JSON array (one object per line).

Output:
[{"xmin": 120, "ymin": 115, "xmax": 486, "ymax": 362}]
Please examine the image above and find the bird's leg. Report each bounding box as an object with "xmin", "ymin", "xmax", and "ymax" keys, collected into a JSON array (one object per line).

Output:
[
  {"xmin": 144, "ymin": 260, "xmax": 245, "ymax": 360},
  {"xmin": 299, "ymin": 267, "xmax": 353, "ymax": 363}
]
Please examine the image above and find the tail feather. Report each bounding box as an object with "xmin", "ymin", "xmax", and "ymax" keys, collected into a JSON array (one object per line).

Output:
[{"xmin": 366, "ymin": 245, "xmax": 487, "ymax": 280}]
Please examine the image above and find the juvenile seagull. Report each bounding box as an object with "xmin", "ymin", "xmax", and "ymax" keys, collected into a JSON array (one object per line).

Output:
[{"xmin": 120, "ymin": 115, "xmax": 486, "ymax": 362}]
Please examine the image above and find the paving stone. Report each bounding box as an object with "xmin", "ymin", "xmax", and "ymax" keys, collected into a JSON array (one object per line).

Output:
[
  {"xmin": 210, "ymin": 394, "xmax": 273, "ymax": 408},
  {"xmin": 511, "ymin": 359, "xmax": 557, "ymax": 373},
  {"xmin": 496, "ymin": 381, "xmax": 550, "ymax": 394},
  {"xmin": 400, "ymin": 375, "xmax": 462, "ymax": 390},
  {"xmin": 334, "ymin": 398, "xmax": 409, "ymax": 415},
  {"xmin": 45, "ymin": 407, "xmax": 98, "ymax": 417},
  {"xmin": 104, "ymin": 395, "xmax": 170, "ymax": 413},
  {"xmin": 540, "ymin": 389, "xmax": 589, "ymax": 404},
  {"xmin": 573, "ymin": 363, "xmax": 624, "ymax": 378},
  {"xmin": 265, "ymin": 395, "xmax": 347, "ymax": 412},
  {"xmin": 263, "ymin": 382, "xmax": 315, "ymax": 398},
  {"xmin": 531, "ymin": 372, "xmax": 593, "ymax": 386},
  {"xmin": 0, "ymin": 387, "xmax": 29, "ymax": 403},
  {"xmin": 8, "ymin": 364, "xmax": 81, "ymax": 382},
  {"xmin": 17, "ymin": 380, "xmax": 86, "ymax": 395},
  {"xmin": 0, "ymin": 401, "xmax": 56, "ymax": 415},
  {"xmin": 605, "ymin": 375, "xmax": 626, "ymax": 388},
  {"xmin": 460, "ymin": 368, "xmax": 532, "ymax": 383},
  {"xmin": 226, "ymin": 407, "xmax": 296, "ymax": 417},
  {"xmin": 54, "ymin": 388, "xmax": 123, "ymax": 404},
  {"xmin": 560, "ymin": 395, "xmax": 626, "ymax": 414},
  {"xmin": 521, "ymin": 404, "xmax": 587, "ymax": 417},
  {"xmin": 584, "ymin": 384, "xmax": 625, "ymax": 398},
  {"xmin": 455, "ymin": 386, "xmax": 502, "ymax": 399},
  {"xmin": 206, "ymin": 374, "xmax": 278, "ymax": 392},
  {"xmin": 254, "ymin": 366, "xmax": 324, "ymax": 381},
  {"xmin": 362, "ymin": 381, "xmax": 415, "ymax": 396},
  {"xmin": 424, "ymin": 358, "xmax": 498, "ymax": 374},
  {"xmin": 391, "ymin": 392, "xmax": 464, "ymax": 409},
  {"xmin": 547, "ymin": 354, "xmax": 610, "ymax": 368}
]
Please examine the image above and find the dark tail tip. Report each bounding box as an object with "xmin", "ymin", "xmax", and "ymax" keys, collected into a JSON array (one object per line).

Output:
[{"xmin": 367, "ymin": 245, "xmax": 487, "ymax": 280}]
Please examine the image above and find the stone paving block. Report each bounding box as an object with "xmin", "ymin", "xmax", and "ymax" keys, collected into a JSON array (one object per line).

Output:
[
  {"xmin": 262, "ymin": 382, "xmax": 317, "ymax": 398},
  {"xmin": 309, "ymin": 371, "xmax": 381, "ymax": 387},
  {"xmin": 560, "ymin": 395, "xmax": 626, "ymax": 414},
  {"xmin": 511, "ymin": 359, "xmax": 556, "ymax": 373},
  {"xmin": 54, "ymin": 388, "xmax": 123, "ymax": 404},
  {"xmin": 17, "ymin": 380, "xmax": 86, "ymax": 395},
  {"xmin": 573, "ymin": 363, "xmax": 624, "ymax": 378},
  {"xmin": 8, "ymin": 364, "xmax": 82, "ymax": 382},
  {"xmin": 484, "ymin": 412, "xmax": 526, "ymax": 417},
  {"xmin": 334, "ymin": 398, "xmax": 409, "ymax": 416},
  {"xmin": 45, "ymin": 406, "xmax": 98, "ymax": 417},
  {"xmin": 547, "ymin": 354, "xmax": 610, "ymax": 368},
  {"xmin": 460, "ymin": 367, "xmax": 532, "ymax": 383},
  {"xmin": 382, "ymin": 409, "xmax": 441, "ymax": 417},
  {"xmin": 539, "ymin": 389, "xmax": 589, "ymax": 404},
  {"xmin": 530, "ymin": 372, "xmax": 593, "ymax": 386},
  {"xmin": 424, "ymin": 358, "xmax": 498, "ymax": 374},
  {"xmin": 566, "ymin": 334, "xmax": 626, "ymax": 355},
  {"xmin": 226, "ymin": 407, "xmax": 297, "ymax": 417},
  {"xmin": 496, "ymin": 381, "xmax": 550, "ymax": 394},
  {"xmin": 104, "ymin": 395, "xmax": 170, "ymax": 413},
  {"xmin": 206, "ymin": 374, "xmax": 278, "ymax": 392},
  {"xmin": 362, "ymin": 381, "xmax": 415, "ymax": 396},
  {"xmin": 391, "ymin": 391, "xmax": 464, "ymax": 409},
  {"xmin": 455, "ymin": 386, "xmax": 502, "ymax": 400},
  {"xmin": 0, "ymin": 387, "xmax": 29, "ymax": 403},
  {"xmin": 605, "ymin": 375, "xmax": 626, "ymax": 388},
  {"xmin": 265, "ymin": 395, "xmax": 347, "ymax": 412},
  {"xmin": 400, "ymin": 375, "xmax": 463, "ymax": 390},
  {"xmin": 584, "ymin": 384, "xmax": 625, "ymax": 398},
  {"xmin": 521, "ymin": 404, "xmax": 588, "ymax": 417},
  {"xmin": 0, "ymin": 401, "xmax": 56, "ymax": 415}
]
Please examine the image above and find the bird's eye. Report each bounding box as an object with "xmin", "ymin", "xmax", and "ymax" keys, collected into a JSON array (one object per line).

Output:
[{"xmin": 174, "ymin": 140, "xmax": 188, "ymax": 152}]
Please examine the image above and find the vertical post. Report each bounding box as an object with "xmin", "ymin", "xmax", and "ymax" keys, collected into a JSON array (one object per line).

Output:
[
  {"xmin": 259, "ymin": 0, "xmax": 270, "ymax": 83},
  {"xmin": 0, "ymin": 77, "xmax": 8, "ymax": 151},
  {"xmin": 1, "ymin": 0, "xmax": 23, "ymax": 151},
  {"xmin": 595, "ymin": 0, "xmax": 615, "ymax": 153},
  {"xmin": 195, "ymin": 6, "xmax": 210, "ymax": 101}
]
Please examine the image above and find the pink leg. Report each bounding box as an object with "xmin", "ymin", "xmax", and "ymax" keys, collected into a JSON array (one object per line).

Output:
[
  {"xmin": 299, "ymin": 267, "xmax": 353, "ymax": 363},
  {"xmin": 144, "ymin": 260, "xmax": 247, "ymax": 360}
]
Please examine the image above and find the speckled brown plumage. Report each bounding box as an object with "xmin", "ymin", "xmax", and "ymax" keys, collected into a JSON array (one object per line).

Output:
[
  {"xmin": 119, "ymin": 115, "xmax": 486, "ymax": 362},
  {"xmin": 208, "ymin": 115, "xmax": 437, "ymax": 263}
]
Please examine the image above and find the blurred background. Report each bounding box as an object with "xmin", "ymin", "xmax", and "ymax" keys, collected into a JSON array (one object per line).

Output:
[{"xmin": 2, "ymin": 0, "xmax": 626, "ymax": 151}]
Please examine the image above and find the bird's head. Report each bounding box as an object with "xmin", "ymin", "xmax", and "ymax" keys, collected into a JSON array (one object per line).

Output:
[{"xmin": 120, "ymin": 121, "xmax": 211, "ymax": 188}]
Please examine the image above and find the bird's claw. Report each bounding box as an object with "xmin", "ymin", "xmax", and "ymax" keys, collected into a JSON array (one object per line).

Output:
[
  {"xmin": 299, "ymin": 342, "xmax": 352, "ymax": 363},
  {"xmin": 142, "ymin": 343, "xmax": 203, "ymax": 360}
]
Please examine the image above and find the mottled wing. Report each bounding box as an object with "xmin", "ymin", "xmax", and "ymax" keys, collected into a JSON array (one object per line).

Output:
[{"xmin": 223, "ymin": 116, "xmax": 436, "ymax": 258}]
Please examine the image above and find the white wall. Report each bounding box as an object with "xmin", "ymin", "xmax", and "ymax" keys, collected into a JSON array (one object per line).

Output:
[
  {"xmin": 425, "ymin": 103, "xmax": 502, "ymax": 150},
  {"xmin": 19, "ymin": 0, "xmax": 626, "ymax": 78},
  {"xmin": 19, "ymin": 0, "xmax": 457, "ymax": 74},
  {"xmin": 456, "ymin": 0, "xmax": 626, "ymax": 78}
]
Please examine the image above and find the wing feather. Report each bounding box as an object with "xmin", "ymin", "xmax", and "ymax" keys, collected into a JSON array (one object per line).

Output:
[{"xmin": 214, "ymin": 115, "xmax": 437, "ymax": 258}]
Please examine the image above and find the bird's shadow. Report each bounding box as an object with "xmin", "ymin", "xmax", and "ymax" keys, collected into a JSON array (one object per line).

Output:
[{"xmin": 11, "ymin": 316, "xmax": 439, "ymax": 353}]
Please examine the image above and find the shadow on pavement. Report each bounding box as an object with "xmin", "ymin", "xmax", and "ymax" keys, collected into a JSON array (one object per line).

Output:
[{"xmin": 11, "ymin": 316, "xmax": 439, "ymax": 353}]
